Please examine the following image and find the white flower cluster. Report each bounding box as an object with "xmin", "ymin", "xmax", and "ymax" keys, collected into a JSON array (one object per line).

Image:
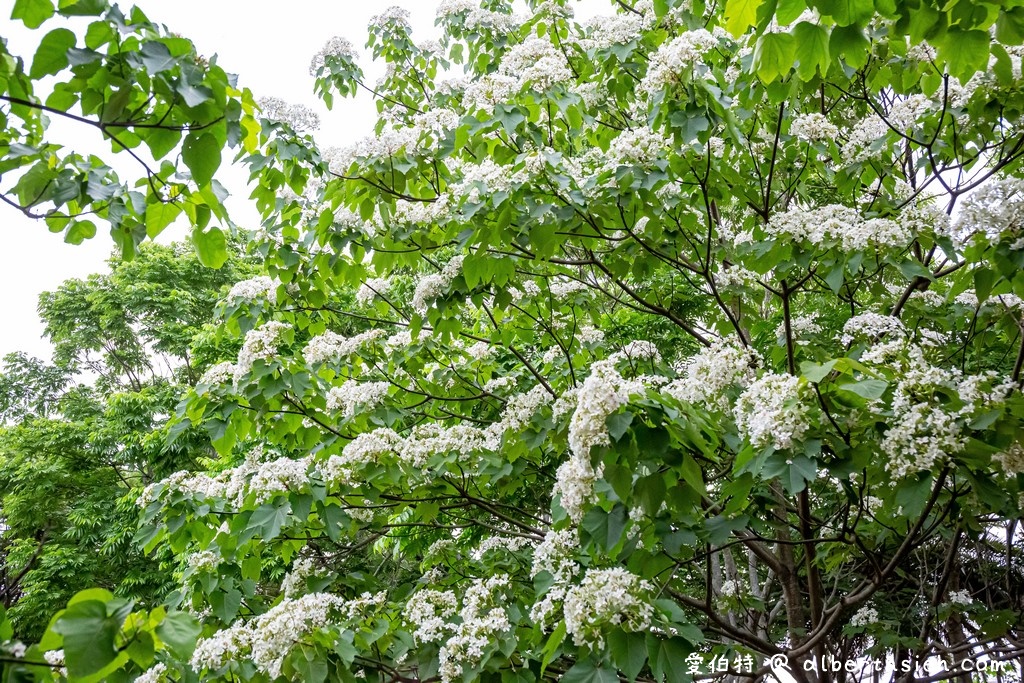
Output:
[
  {"xmin": 849, "ymin": 604, "xmax": 878, "ymax": 628},
  {"xmin": 663, "ymin": 339, "xmax": 759, "ymax": 410},
  {"xmin": 766, "ymin": 204, "xmax": 911, "ymax": 251},
  {"xmin": 777, "ymin": 314, "xmax": 822, "ymax": 346},
  {"xmin": 470, "ymin": 534, "xmax": 531, "ymax": 561},
  {"xmin": 186, "ymin": 550, "xmax": 219, "ymax": 572},
  {"xmin": 603, "ymin": 126, "xmax": 671, "ymax": 170},
  {"xmin": 618, "ymin": 340, "xmax": 661, "ymax": 362},
  {"xmin": 842, "ymin": 95, "xmax": 930, "ymax": 161},
  {"xmin": 437, "ymin": 1, "xmax": 522, "ymax": 33},
  {"xmin": 200, "ymin": 361, "xmax": 236, "ymax": 386},
  {"xmin": 993, "ymin": 443, "xmax": 1024, "ymax": 477},
  {"xmin": 412, "ymin": 256, "xmax": 464, "ymax": 314},
  {"xmin": 405, "ymin": 588, "xmax": 458, "ymax": 644},
  {"xmin": 320, "ymin": 386, "xmax": 552, "ymax": 486},
  {"xmin": 550, "ymin": 277, "xmax": 589, "ymax": 297},
  {"xmin": 134, "ymin": 663, "xmax": 167, "ymax": 683},
  {"xmin": 462, "ymin": 73, "xmax": 520, "ymax": 112},
  {"xmin": 563, "ymin": 567, "xmax": 654, "ymax": 650},
  {"xmin": 639, "ymin": 30, "xmax": 718, "ymax": 94},
  {"xmin": 302, "ymin": 329, "xmax": 386, "ymax": 365},
  {"xmin": 556, "ymin": 358, "xmax": 647, "ymax": 522},
  {"xmin": 355, "ymin": 277, "xmax": 390, "ymax": 305},
  {"xmin": 946, "ymin": 589, "xmax": 973, "ymax": 607},
  {"xmin": 734, "ymin": 373, "xmax": 810, "ymax": 450},
  {"xmin": 952, "ymin": 177, "xmax": 1024, "ymax": 244},
  {"xmin": 235, "ymin": 321, "xmax": 290, "ymax": 384},
  {"xmin": 256, "ymin": 96, "xmax": 320, "ymax": 133},
  {"xmin": 863, "ymin": 339, "xmax": 1012, "ymax": 478},
  {"xmin": 790, "ymin": 113, "xmax": 840, "ymax": 142},
  {"xmin": 840, "ymin": 312, "xmax": 906, "ymax": 345},
  {"xmin": 325, "ymin": 380, "xmax": 390, "ymax": 416},
  {"xmin": 191, "ymin": 593, "xmax": 343, "ymax": 679},
  {"xmin": 280, "ymin": 557, "xmax": 317, "ymax": 598},
  {"xmin": 580, "ymin": 13, "xmax": 644, "ymax": 51},
  {"xmin": 405, "ymin": 577, "xmax": 512, "ymax": 683},
  {"xmin": 438, "ymin": 575, "xmax": 512, "ymax": 683},
  {"xmin": 144, "ymin": 451, "xmax": 315, "ymax": 507},
  {"xmin": 309, "ymin": 36, "xmax": 358, "ymax": 76},
  {"xmin": 369, "ymin": 6, "xmax": 411, "ymax": 31},
  {"xmin": 529, "ymin": 529, "xmax": 580, "ymax": 628},
  {"xmin": 228, "ymin": 276, "xmax": 277, "ymax": 303},
  {"xmin": 499, "ymin": 38, "xmax": 573, "ymax": 92},
  {"xmin": 453, "ymin": 159, "xmax": 520, "ymax": 203}
]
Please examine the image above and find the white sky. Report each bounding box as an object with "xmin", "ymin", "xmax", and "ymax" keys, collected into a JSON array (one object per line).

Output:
[{"xmin": 0, "ymin": 0, "xmax": 607, "ymax": 361}]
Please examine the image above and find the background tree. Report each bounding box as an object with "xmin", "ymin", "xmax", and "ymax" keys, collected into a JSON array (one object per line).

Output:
[{"xmin": 0, "ymin": 242, "xmax": 253, "ymax": 639}]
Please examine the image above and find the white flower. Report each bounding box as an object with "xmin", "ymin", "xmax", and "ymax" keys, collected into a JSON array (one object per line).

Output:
[
  {"xmin": 200, "ymin": 361, "xmax": 236, "ymax": 386},
  {"xmin": 947, "ymin": 589, "xmax": 973, "ymax": 607},
  {"xmin": 767, "ymin": 204, "xmax": 910, "ymax": 251},
  {"xmin": 581, "ymin": 13, "xmax": 644, "ymax": 50},
  {"xmin": 355, "ymin": 277, "xmax": 390, "ymax": 305},
  {"xmin": 412, "ymin": 256, "xmax": 464, "ymax": 314},
  {"xmin": 310, "ymin": 36, "xmax": 358, "ymax": 76},
  {"xmin": 191, "ymin": 593, "xmax": 343, "ymax": 679},
  {"xmin": 663, "ymin": 339, "xmax": 759, "ymax": 410},
  {"xmin": 952, "ymin": 177, "xmax": 1024, "ymax": 244},
  {"xmin": 302, "ymin": 329, "xmax": 385, "ymax": 364},
  {"xmin": 840, "ymin": 312, "xmax": 906, "ymax": 345},
  {"xmin": 134, "ymin": 663, "xmax": 167, "ymax": 683},
  {"xmin": 280, "ymin": 557, "xmax": 318, "ymax": 598},
  {"xmin": 734, "ymin": 373, "xmax": 810, "ymax": 450},
  {"xmin": 256, "ymin": 96, "xmax": 320, "ymax": 133},
  {"xmin": 325, "ymin": 380, "xmax": 390, "ymax": 416},
  {"xmin": 235, "ymin": 321, "xmax": 290, "ymax": 384},
  {"xmin": 186, "ymin": 550, "xmax": 219, "ymax": 572},
  {"xmin": 640, "ymin": 30, "xmax": 718, "ymax": 94},
  {"xmin": 790, "ymin": 113, "xmax": 839, "ymax": 142},
  {"xmin": 228, "ymin": 276, "xmax": 277, "ymax": 303},
  {"xmin": 499, "ymin": 38, "xmax": 572, "ymax": 92},
  {"xmin": 563, "ymin": 567, "xmax": 654, "ymax": 650},
  {"xmin": 369, "ymin": 6, "xmax": 411, "ymax": 31},
  {"xmin": 849, "ymin": 604, "xmax": 878, "ymax": 628}
]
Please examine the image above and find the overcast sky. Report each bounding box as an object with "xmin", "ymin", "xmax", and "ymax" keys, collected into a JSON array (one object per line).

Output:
[{"xmin": 1, "ymin": 0, "xmax": 606, "ymax": 360}]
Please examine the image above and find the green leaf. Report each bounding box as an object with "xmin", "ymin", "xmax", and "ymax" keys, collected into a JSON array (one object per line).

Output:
[
  {"xmin": 996, "ymin": 7, "xmax": 1024, "ymax": 45},
  {"xmin": 139, "ymin": 41, "xmax": 177, "ymax": 74},
  {"xmin": 145, "ymin": 202, "xmax": 182, "ymax": 238},
  {"xmin": 830, "ymin": 24, "xmax": 870, "ymax": 68},
  {"xmin": 182, "ymin": 132, "xmax": 221, "ymax": 187},
  {"xmin": 817, "ymin": 0, "xmax": 873, "ymax": 26},
  {"xmin": 775, "ymin": 0, "xmax": 807, "ymax": 24},
  {"xmin": 30, "ymin": 28, "xmax": 76, "ymax": 78},
  {"xmin": 753, "ymin": 32, "xmax": 796, "ymax": 82},
  {"xmin": 582, "ymin": 503, "xmax": 628, "ymax": 551},
  {"xmin": 939, "ymin": 28, "xmax": 989, "ymax": 81},
  {"xmin": 64, "ymin": 219, "xmax": 96, "ymax": 245},
  {"xmin": 970, "ymin": 268, "xmax": 995, "ymax": 303},
  {"xmin": 800, "ymin": 359, "xmax": 838, "ymax": 383},
  {"xmin": 647, "ymin": 636, "xmax": 694, "ymax": 683},
  {"xmin": 155, "ymin": 612, "xmax": 201, "ymax": 660},
  {"xmin": 12, "ymin": 0, "xmax": 55, "ymax": 28},
  {"xmin": 837, "ymin": 378, "xmax": 888, "ymax": 400},
  {"xmin": 724, "ymin": 0, "xmax": 764, "ymax": 37},
  {"xmin": 191, "ymin": 227, "xmax": 228, "ymax": 268},
  {"xmin": 560, "ymin": 660, "xmax": 620, "ymax": 683},
  {"xmin": 248, "ymin": 501, "xmax": 290, "ymax": 540},
  {"xmin": 793, "ymin": 21, "xmax": 830, "ymax": 78},
  {"xmin": 609, "ymin": 630, "xmax": 648, "ymax": 681},
  {"xmin": 52, "ymin": 600, "xmax": 122, "ymax": 677}
]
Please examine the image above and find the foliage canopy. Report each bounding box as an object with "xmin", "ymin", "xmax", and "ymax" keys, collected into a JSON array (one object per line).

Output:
[{"xmin": 4, "ymin": 0, "xmax": 1024, "ymax": 682}]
